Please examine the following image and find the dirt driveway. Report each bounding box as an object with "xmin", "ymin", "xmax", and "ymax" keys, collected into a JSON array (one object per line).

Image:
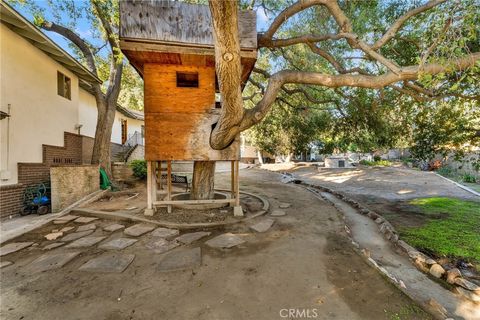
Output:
[
  {"xmin": 284, "ymin": 165, "xmax": 478, "ymax": 203},
  {"xmin": 0, "ymin": 169, "xmax": 430, "ymax": 320}
]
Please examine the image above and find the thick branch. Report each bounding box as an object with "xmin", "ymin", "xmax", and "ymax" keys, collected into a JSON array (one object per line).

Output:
[
  {"xmin": 40, "ymin": 21, "xmax": 97, "ymax": 76},
  {"xmin": 240, "ymin": 52, "xmax": 480, "ymax": 130},
  {"xmin": 372, "ymin": 0, "xmax": 448, "ymax": 50}
]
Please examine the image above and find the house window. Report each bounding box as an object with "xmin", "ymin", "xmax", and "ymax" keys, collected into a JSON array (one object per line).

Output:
[
  {"xmin": 176, "ymin": 72, "xmax": 198, "ymax": 88},
  {"xmin": 57, "ymin": 71, "xmax": 71, "ymax": 100}
]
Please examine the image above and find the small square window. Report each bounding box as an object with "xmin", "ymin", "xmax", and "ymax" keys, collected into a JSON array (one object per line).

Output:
[
  {"xmin": 57, "ymin": 71, "xmax": 71, "ymax": 100},
  {"xmin": 176, "ymin": 72, "xmax": 198, "ymax": 88}
]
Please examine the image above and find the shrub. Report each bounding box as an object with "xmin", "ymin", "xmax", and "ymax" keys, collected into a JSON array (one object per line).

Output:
[
  {"xmin": 359, "ymin": 159, "xmax": 373, "ymax": 166},
  {"xmin": 436, "ymin": 166, "xmax": 454, "ymax": 178},
  {"xmin": 373, "ymin": 155, "xmax": 381, "ymax": 162},
  {"xmin": 129, "ymin": 160, "xmax": 147, "ymax": 179},
  {"xmin": 359, "ymin": 159, "xmax": 392, "ymax": 166},
  {"xmin": 462, "ymin": 173, "xmax": 477, "ymax": 183}
]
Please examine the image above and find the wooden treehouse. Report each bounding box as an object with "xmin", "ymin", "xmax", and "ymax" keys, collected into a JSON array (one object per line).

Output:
[{"xmin": 119, "ymin": 0, "xmax": 257, "ymax": 215}]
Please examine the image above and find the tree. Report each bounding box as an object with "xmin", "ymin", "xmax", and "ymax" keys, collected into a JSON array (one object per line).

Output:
[
  {"xmin": 189, "ymin": 0, "xmax": 479, "ymax": 197},
  {"xmin": 13, "ymin": 0, "xmax": 141, "ymax": 178}
]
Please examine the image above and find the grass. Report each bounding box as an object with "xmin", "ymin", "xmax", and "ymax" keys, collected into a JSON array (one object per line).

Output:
[{"xmin": 400, "ymin": 197, "xmax": 480, "ymax": 265}]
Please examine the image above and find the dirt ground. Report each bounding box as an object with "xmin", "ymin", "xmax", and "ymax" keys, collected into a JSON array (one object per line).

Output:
[{"xmin": 0, "ymin": 169, "xmax": 431, "ymax": 320}]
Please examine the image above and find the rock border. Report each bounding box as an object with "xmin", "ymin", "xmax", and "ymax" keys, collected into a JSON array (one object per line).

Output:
[
  {"xmin": 301, "ymin": 181, "xmax": 480, "ymax": 305},
  {"xmin": 72, "ymin": 189, "xmax": 270, "ymax": 230}
]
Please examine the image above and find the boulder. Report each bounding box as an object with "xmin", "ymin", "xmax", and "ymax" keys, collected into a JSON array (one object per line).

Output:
[{"xmin": 429, "ymin": 264, "xmax": 445, "ymax": 278}]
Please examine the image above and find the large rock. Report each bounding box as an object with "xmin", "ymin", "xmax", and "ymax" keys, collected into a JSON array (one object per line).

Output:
[
  {"xmin": 0, "ymin": 242, "xmax": 34, "ymax": 257},
  {"xmin": 446, "ymin": 268, "xmax": 462, "ymax": 284},
  {"xmin": 45, "ymin": 232, "xmax": 63, "ymax": 241},
  {"xmin": 454, "ymin": 287, "xmax": 480, "ymax": 303},
  {"xmin": 205, "ymin": 233, "xmax": 245, "ymax": 249},
  {"xmin": 429, "ymin": 264, "xmax": 445, "ymax": 278},
  {"xmin": 454, "ymin": 278, "xmax": 480, "ymax": 292}
]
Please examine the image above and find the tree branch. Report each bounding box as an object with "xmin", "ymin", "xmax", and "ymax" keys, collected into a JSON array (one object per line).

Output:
[{"xmin": 372, "ymin": 0, "xmax": 448, "ymax": 50}]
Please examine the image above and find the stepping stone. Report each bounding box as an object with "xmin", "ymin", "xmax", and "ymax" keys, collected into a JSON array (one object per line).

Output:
[
  {"xmin": 279, "ymin": 202, "xmax": 291, "ymax": 209},
  {"xmin": 99, "ymin": 238, "xmax": 138, "ymax": 250},
  {"xmin": 43, "ymin": 242, "xmax": 65, "ymax": 250},
  {"xmin": 26, "ymin": 251, "xmax": 81, "ymax": 273},
  {"xmin": 205, "ymin": 233, "xmax": 245, "ymax": 249},
  {"xmin": 175, "ymin": 231, "xmax": 211, "ymax": 245},
  {"xmin": 59, "ymin": 226, "xmax": 75, "ymax": 233},
  {"xmin": 157, "ymin": 247, "xmax": 201, "ymax": 272},
  {"xmin": 65, "ymin": 236, "xmax": 106, "ymax": 248},
  {"xmin": 145, "ymin": 238, "xmax": 180, "ymax": 254},
  {"xmin": 52, "ymin": 215, "xmax": 79, "ymax": 224},
  {"xmin": 0, "ymin": 242, "xmax": 34, "ymax": 257},
  {"xmin": 250, "ymin": 218, "xmax": 275, "ymax": 233},
  {"xmin": 0, "ymin": 261, "xmax": 13, "ymax": 268},
  {"xmin": 76, "ymin": 223, "xmax": 96, "ymax": 232},
  {"xmin": 74, "ymin": 217, "xmax": 98, "ymax": 224},
  {"xmin": 270, "ymin": 210, "xmax": 286, "ymax": 217},
  {"xmin": 103, "ymin": 224, "xmax": 125, "ymax": 232},
  {"xmin": 124, "ymin": 224, "xmax": 155, "ymax": 237},
  {"xmin": 79, "ymin": 253, "xmax": 135, "ymax": 273},
  {"xmin": 61, "ymin": 230, "xmax": 94, "ymax": 242},
  {"xmin": 151, "ymin": 227, "xmax": 179, "ymax": 239},
  {"xmin": 45, "ymin": 232, "xmax": 63, "ymax": 241}
]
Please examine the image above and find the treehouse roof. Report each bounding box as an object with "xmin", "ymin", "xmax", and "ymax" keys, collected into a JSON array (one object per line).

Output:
[{"xmin": 119, "ymin": 0, "xmax": 257, "ymax": 82}]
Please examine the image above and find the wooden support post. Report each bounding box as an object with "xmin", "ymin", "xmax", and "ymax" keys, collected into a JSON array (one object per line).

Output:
[
  {"xmin": 158, "ymin": 160, "xmax": 163, "ymax": 190},
  {"xmin": 230, "ymin": 160, "xmax": 235, "ymax": 206},
  {"xmin": 167, "ymin": 160, "xmax": 172, "ymax": 213},
  {"xmin": 152, "ymin": 161, "xmax": 158, "ymax": 212},
  {"xmin": 233, "ymin": 160, "xmax": 243, "ymax": 217},
  {"xmin": 145, "ymin": 161, "xmax": 154, "ymax": 216}
]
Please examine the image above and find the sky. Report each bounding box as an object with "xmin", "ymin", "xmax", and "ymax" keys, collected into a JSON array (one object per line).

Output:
[{"xmin": 10, "ymin": 0, "xmax": 271, "ymax": 62}]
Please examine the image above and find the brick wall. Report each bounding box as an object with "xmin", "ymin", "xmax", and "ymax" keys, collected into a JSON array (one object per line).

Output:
[
  {"xmin": 0, "ymin": 184, "xmax": 25, "ymax": 218},
  {"xmin": 112, "ymin": 162, "xmax": 135, "ymax": 182}
]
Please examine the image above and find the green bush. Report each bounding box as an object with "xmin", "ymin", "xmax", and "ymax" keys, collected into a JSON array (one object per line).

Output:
[
  {"xmin": 129, "ymin": 160, "xmax": 147, "ymax": 179},
  {"xmin": 462, "ymin": 173, "xmax": 477, "ymax": 183},
  {"xmin": 359, "ymin": 159, "xmax": 392, "ymax": 166},
  {"xmin": 373, "ymin": 155, "xmax": 381, "ymax": 162},
  {"xmin": 359, "ymin": 159, "xmax": 373, "ymax": 166},
  {"xmin": 436, "ymin": 166, "xmax": 455, "ymax": 178}
]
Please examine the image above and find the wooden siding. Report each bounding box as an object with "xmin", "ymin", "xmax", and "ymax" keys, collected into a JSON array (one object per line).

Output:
[
  {"xmin": 144, "ymin": 64, "xmax": 239, "ymax": 161},
  {"xmin": 120, "ymin": 0, "xmax": 257, "ymax": 49}
]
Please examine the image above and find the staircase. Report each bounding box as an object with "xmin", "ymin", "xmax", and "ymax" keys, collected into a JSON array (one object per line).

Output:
[{"xmin": 112, "ymin": 131, "xmax": 143, "ymax": 162}]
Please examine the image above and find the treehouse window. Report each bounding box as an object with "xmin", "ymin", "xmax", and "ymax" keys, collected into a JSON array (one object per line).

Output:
[
  {"xmin": 176, "ymin": 72, "xmax": 198, "ymax": 88},
  {"xmin": 57, "ymin": 71, "xmax": 71, "ymax": 100}
]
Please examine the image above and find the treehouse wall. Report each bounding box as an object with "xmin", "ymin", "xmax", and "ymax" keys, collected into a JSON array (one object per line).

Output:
[{"xmin": 144, "ymin": 63, "xmax": 239, "ymax": 161}]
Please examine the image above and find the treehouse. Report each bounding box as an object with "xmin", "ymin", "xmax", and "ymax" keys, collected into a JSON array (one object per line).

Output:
[{"xmin": 119, "ymin": 0, "xmax": 257, "ymax": 215}]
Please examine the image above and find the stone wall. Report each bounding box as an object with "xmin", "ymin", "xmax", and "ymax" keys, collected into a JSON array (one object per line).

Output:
[
  {"xmin": 50, "ymin": 165, "xmax": 99, "ymax": 212},
  {"xmin": 112, "ymin": 162, "xmax": 135, "ymax": 182},
  {"xmin": 442, "ymin": 152, "xmax": 480, "ymax": 178},
  {"xmin": 127, "ymin": 144, "xmax": 145, "ymax": 161}
]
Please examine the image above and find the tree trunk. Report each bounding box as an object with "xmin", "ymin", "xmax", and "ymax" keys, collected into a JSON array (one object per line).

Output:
[
  {"xmin": 191, "ymin": 161, "xmax": 216, "ymax": 200},
  {"xmin": 257, "ymin": 150, "xmax": 264, "ymax": 164},
  {"xmin": 91, "ymin": 97, "xmax": 117, "ymax": 179}
]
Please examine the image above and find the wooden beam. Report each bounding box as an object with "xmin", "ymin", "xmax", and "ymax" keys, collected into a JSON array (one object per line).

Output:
[
  {"xmin": 167, "ymin": 160, "xmax": 172, "ymax": 213},
  {"xmin": 154, "ymin": 199, "xmax": 235, "ymax": 206},
  {"xmin": 146, "ymin": 161, "xmax": 153, "ymax": 215},
  {"xmin": 235, "ymin": 160, "xmax": 240, "ymax": 207}
]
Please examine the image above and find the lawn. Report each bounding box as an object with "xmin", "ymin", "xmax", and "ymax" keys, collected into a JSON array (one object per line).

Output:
[{"xmin": 400, "ymin": 197, "xmax": 480, "ymax": 266}]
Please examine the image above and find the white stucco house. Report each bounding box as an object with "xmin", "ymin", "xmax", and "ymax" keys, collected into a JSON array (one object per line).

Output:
[{"xmin": 0, "ymin": 1, "xmax": 144, "ymax": 216}]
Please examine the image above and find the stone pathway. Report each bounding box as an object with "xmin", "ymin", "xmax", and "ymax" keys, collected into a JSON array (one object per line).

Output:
[
  {"xmin": 52, "ymin": 215, "xmax": 79, "ymax": 225},
  {"xmin": 151, "ymin": 227, "xmax": 179, "ymax": 239},
  {"xmin": 1, "ymin": 261, "xmax": 13, "ymax": 268},
  {"xmin": 103, "ymin": 223, "xmax": 125, "ymax": 232},
  {"xmin": 270, "ymin": 209, "xmax": 286, "ymax": 216},
  {"xmin": 157, "ymin": 247, "xmax": 201, "ymax": 272},
  {"xmin": 0, "ymin": 242, "xmax": 34, "ymax": 256},
  {"xmin": 205, "ymin": 233, "xmax": 245, "ymax": 249},
  {"xmin": 175, "ymin": 231, "xmax": 211, "ymax": 244},
  {"xmin": 76, "ymin": 223, "xmax": 96, "ymax": 232},
  {"xmin": 43, "ymin": 242, "xmax": 65, "ymax": 250},
  {"xmin": 124, "ymin": 223, "xmax": 155, "ymax": 237},
  {"xmin": 65, "ymin": 236, "xmax": 106, "ymax": 248},
  {"xmin": 250, "ymin": 218, "xmax": 275, "ymax": 233},
  {"xmin": 79, "ymin": 253, "xmax": 135, "ymax": 273},
  {"xmin": 74, "ymin": 217, "xmax": 98, "ymax": 224},
  {"xmin": 145, "ymin": 238, "xmax": 180, "ymax": 254},
  {"xmin": 99, "ymin": 238, "xmax": 138, "ymax": 250},
  {"xmin": 26, "ymin": 252, "xmax": 81, "ymax": 273},
  {"xmin": 61, "ymin": 230, "xmax": 94, "ymax": 242}
]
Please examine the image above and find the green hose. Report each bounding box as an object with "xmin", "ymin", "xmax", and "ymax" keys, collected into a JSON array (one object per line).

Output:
[{"xmin": 99, "ymin": 168, "xmax": 111, "ymax": 190}]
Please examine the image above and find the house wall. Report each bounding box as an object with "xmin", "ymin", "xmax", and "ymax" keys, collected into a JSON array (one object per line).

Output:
[
  {"xmin": 0, "ymin": 24, "xmax": 80, "ymax": 186},
  {"xmin": 111, "ymin": 112, "xmax": 144, "ymax": 145}
]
